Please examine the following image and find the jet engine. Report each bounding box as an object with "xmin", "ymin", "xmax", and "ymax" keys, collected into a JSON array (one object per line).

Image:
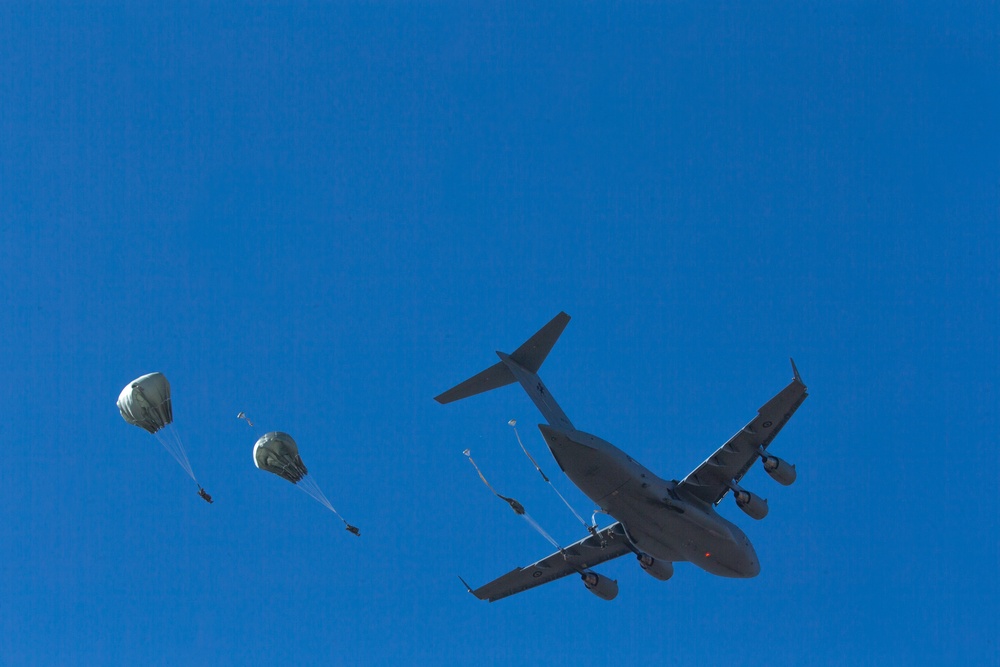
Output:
[
  {"xmin": 734, "ymin": 489, "xmax": 769, "ymax": 520},
  {"xmin": 581, "ymin": 571, "xmax": 619, "ymax": 600},
  {"xmin": 637, "ymin": 553, "xmax": 674, "ymax": 581},
  {"xmin": 761, "ymin": 454, "xmax": 796, "ymax": 486}
]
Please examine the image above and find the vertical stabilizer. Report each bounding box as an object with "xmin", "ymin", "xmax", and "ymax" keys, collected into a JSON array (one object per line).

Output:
[{"xmin": 497, "ymin": 353, "xmax": 573, "ymax": 429}]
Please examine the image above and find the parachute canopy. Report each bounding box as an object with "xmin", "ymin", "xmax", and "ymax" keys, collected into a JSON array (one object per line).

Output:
[
  {"xmin": 254, "ymin": 432, "xmax": 308, "ymax": 483},
  {"xmin": 118, "ymin": 372, "xmax": 173, "ymax": 434}
]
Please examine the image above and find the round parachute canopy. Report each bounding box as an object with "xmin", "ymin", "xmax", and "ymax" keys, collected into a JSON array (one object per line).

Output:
[
  {"xmin": 118, "ymin": 372, "xmax": 173, "ymax": 434},
  {"xmin": 254, "ymin": 432, "xmax": 308, "ymax": 484}
]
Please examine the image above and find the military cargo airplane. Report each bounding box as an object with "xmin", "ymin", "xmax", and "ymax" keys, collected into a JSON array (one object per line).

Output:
[{"xmin": 436, "ymin": 312, "xmax": 807, "ymax": 602}]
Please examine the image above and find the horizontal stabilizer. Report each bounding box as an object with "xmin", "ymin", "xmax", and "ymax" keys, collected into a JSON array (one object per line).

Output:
[{"xmin": 435, "ymin": 361, "xmax": 515, "ymax": 404}]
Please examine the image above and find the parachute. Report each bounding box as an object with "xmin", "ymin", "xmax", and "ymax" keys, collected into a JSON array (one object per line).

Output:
[
  {"xmin": 253, "ymin": 431, "xmax": 308, "ymax": 483},
  {"xmin": 253, "ymin": 431, "xmax": 359, "ymax": 535},
  {"xmin": 117, "ymin": 372, "xmax": 173, "ymax": 434},
  {"xmin": 117, "ymin": 372, "xmax": 208, "ymax": 500}
]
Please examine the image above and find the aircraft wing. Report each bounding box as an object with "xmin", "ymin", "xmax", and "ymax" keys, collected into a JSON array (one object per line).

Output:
[
  {"xmin": 464, "ymin": 522, "xmax": 633, "ymax": 602},
  {"xmin": 678, "ymin": 361, "xmax": 808, "ymax": 505}
]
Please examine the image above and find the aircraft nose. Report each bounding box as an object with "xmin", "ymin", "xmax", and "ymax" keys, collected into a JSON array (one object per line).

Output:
[
  {"xmin": 739, "ymin": 542, "xmax": 761, "ymax": 578},
  {"xmin": 724, "ymin": 527, "xmax": 761, "ymax": 578}
]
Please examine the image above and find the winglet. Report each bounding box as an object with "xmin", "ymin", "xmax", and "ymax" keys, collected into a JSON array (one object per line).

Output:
[
  {"xmin": 790, "ymin": 358, "xmax": 802, "ymax": 383},
  {"xmin": 458, "ymin": 576, "xmax": 475, "ymax": 595},
  {"xmin": 458, "ymin": 577, "xmax": 493, "ymax": 602}
]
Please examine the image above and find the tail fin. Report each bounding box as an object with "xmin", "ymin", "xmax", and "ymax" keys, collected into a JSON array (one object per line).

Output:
[{"xmin": 435, "ymin": 312, "xmax": 574, "ymax": 429}]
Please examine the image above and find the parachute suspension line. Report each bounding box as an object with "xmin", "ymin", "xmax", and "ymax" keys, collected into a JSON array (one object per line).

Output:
[
  {"xmin": 508, "ymin": 420, "xmax": 594, "ymax": 537},
  {"xmin": 463, "ymin": 449, "xmax": 565, "ymax": 555},
  {"xmin": 294, "ymin": 475, "xmax": 360, "ymax": 536},
  {"xmin": 295, "ymin": 474, "xmax": 334, "ymax": 511},
  {"xmin": 153, "ymin": 424, "xmax": 198, "ymax": 483}
]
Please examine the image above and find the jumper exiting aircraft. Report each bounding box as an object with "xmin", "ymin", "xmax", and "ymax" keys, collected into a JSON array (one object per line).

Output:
[{"xmin": 435, "ymin": 312, "xmax": 808, "ymax": 602}]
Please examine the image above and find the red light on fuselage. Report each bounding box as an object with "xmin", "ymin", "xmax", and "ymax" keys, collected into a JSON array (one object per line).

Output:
[{"xmin": 705, "ymin": 552, "xmax": 711, "ymax": 558}]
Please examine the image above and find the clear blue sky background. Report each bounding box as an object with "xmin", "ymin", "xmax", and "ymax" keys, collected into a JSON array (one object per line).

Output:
[{"xmin": 2, "ymin": 3, "xmax": 997, "ymax": 666}]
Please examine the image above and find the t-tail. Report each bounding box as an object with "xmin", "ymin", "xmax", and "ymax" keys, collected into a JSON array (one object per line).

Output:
[{"xmin": 435, "ymin": 312, "xmax": 575, "ymax": 430}]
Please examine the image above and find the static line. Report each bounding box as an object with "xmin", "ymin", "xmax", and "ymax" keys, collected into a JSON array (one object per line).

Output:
[
  {"xmin": 463, "ymin": 449, "xmax": 563, "ymax": 553},
  {"xmin": 509, "ymin": 420, "xmax": 593, "ymax": 534}
]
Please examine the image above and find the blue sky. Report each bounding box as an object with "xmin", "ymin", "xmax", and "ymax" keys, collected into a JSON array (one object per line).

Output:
[{"xmin": 2, "ymin": 3, "xmax": 997, "ymax": 665}]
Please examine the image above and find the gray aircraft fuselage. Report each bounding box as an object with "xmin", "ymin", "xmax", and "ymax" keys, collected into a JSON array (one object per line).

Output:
[
  {"xmin": 434, "ymin": 311, "xmax": 798, "ymax": 597},
  {"xmin": 539, "ymin": 424, "xmax": 759, "ymax": 578}
]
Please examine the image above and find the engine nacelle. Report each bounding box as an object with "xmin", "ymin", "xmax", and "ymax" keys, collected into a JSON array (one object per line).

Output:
[
  {"xmin": 762, "ymin": 455, "xmax": 796, "ymax": 486},
  {"xmin": 581, "ymin": 571, "xmax": 619, "ymax": 600},
  {"xmin": 637, "ymin": 553, "xmax": 674, "ymax": 581},
  {"xmin": 734, "ymin": 489, "xmax": 769, "ymax": 520}
]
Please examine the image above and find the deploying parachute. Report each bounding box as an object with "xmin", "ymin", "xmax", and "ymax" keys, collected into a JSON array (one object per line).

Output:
[
  {"xmin": 253, "ymin": 430, "xmax": 359, "ymax": 535},
  {"xmin": 117, "ymin": 372, "xmax": 211, "ymax": 502}
]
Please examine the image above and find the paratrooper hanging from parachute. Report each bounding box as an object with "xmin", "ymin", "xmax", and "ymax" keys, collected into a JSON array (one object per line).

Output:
[
  {"xmin": 251, "ymin": 428, "xmax": 360, "ymax": 536},
  {"xmin": 117, "ymin": 372, "xmax": 213, "ymax": 503}
]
